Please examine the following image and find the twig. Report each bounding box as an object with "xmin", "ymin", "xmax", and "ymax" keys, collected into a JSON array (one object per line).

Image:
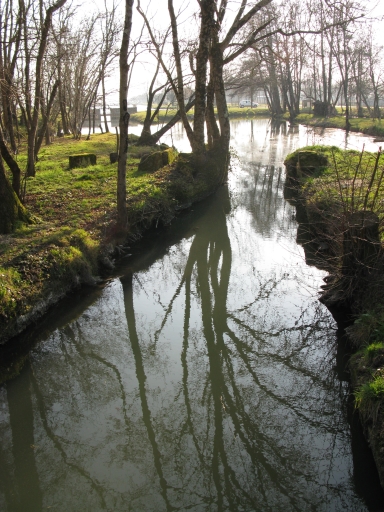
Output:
[
  {"xmin": 351, "ymin": 144, "xmax": 364, "ymax": 213},
  {"xmin": 364, "ymin": 147, "xmax": 382, "ymax": 211},
  {"xmin": 370, "ymin": 147, "xmax": 383, "ymax": 211}
]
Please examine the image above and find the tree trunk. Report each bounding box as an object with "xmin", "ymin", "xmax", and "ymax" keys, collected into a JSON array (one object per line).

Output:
[
  {"xmin": 191, "ymin": 0, "xmax": 214, "ymax": 156},
  {"xmin": 0, "ymin": 157, "xmax": 30, "ymax": 234},
  {"xmin": 136, "ymin": 97, "xmax": 195, "ymax": 147},
  {"xmin": 211, "ymin": 30, "xmax": 230, "ymax": 166},
  {"xmin": 59, "ymin": 84, "xmax": 70, "ymax": 135},
  {"xmin": 102, "ymin": 75, "xmax": 109, "ymax": 133},
  {"xmin": 36, "ymin": 79, "xmax": 60, "ymax": 154},
  {"xmin": 117, "ymin": 0, "xmax": 134, "ymax": 230},
  {"xmin": 205, "ymin": 77, "xmax": 220, "ymax": 150},
  {"xmin": 0, "ymin": 124, "xmax": 22, "ymax": 199},
  {"xmin": 267, "ymin": 37, "xmax": 283, "ymax": 116}
]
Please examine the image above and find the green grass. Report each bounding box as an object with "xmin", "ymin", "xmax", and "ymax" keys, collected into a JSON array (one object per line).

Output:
[
  {"xmin": 0, "ymin": 267, "xmax": 23, "ymax": 319},
  {"xmin": 363, "ymin": 342, "xmax": 384, "ymax": 361},
  {"xmin": 0, "ymin": 132, "xmax": 176, "ymax": 333},
  {"xmin": 352, "ymin": 311, "xmax": 384, "ymax": 414},
  {"xmin": 355, "ymin": 371, "xmax": 384, "ymax": 413},
  {"xmin": 285, "ymin": 145, "xmax": 384, "ymax": 235}
]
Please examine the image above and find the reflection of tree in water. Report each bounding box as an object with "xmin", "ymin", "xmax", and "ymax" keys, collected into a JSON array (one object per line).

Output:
[
  {"xmin": 122, "ymin": 187, "xmax": 358, "ymax": 511},
  {"xmin": 0, "ymin": 185, "xmax": 378, "ymax": 510},
  {"xmin": 1, "ymin": 363, "xmax": 42, "ymax": 512},
  {"xmin": 235, "ymin": 161, "xmax": 296, "ymax": 239},
  {"xmin": 231, "ymin": 119, "xmax": 298, "ymax": 239}
]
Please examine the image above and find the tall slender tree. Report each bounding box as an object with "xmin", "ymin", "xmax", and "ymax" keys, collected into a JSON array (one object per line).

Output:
[{"xmin": 117, "ymin": 0, "xmax": 134, "ymax": 229}]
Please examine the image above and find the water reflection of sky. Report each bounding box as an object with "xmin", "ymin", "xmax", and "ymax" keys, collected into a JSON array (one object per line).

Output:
[
  {"xmin": 128, "ymin": 117, "xmax": 382, "ymax": 155},
  {"xmin": 0, "ymin": 119, "xmax": 383, "ymax": 511}
]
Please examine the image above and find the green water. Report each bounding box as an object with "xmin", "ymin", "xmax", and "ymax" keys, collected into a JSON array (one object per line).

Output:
[{"xmin": 0, "ymin": 119, "xmax": 383, "ymax": 511}]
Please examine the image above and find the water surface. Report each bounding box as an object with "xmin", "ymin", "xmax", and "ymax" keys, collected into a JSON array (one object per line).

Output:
[{"xmin": 1, "ymin": 119, "xmax": 383, "ymax": 511}]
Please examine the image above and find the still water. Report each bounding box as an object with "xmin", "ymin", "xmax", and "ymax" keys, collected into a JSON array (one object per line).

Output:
[{"xmin": 1, "ymin": 120, "xmax": 384, "ymax": 511}]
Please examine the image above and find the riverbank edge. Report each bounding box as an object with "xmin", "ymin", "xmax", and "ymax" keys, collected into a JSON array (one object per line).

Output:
[
  {"xmin": 0, "ymin": 149, "xmax": 226, "ymax": 350},
  {"xmin": 291, "ymin": 112, "xmax": 384, "ymax": 139},
  {"xmin": 130, "ymin": 106, "xmax": 271, "ymax": 124},
  {"xmin": 283, "ymin": 148, "xmax": 384, "ymax": 490}
]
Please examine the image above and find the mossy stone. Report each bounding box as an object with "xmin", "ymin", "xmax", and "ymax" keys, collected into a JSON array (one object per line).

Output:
[
  {"xmin": 69, "ymin": 154, "xmax": 97, "ymax": 169},
  {"xmin": 284, "ymin": 150, "xmax": 328, "ymax": 179},
  {"xmin": 138, "ymin": 148, "xmax": 178, "ymax": 174},
  {"xmin": 162, "ymin": 148, "xmax": 178, "ymax": 166}
]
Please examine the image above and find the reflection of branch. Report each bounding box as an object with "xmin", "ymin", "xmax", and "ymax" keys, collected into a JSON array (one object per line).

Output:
[
  {"xmin": 179, "ymin": 273, "xmax": 209, "ymax": 471},
  {"xmin": 153, "ymin": 224, "xmax": 206, "ymax": 345},
  {"xmin": 29, "ymin": 367, "xmax": 108, "ymax": 509},
  {"xmin": 68, "ymin": 322, "xmax": 132, "ymax": 435},
  {"xmin": 224, "ymin": 325, "xmax": 341, "ymax": 435},
  {"xmin": 227, "ymin": 306, "xmax": 337, "ymax": 397},
  {"xmin": 217, "ymin": 340, "xmax": 320, "ymax": 509},
  {"xmin": 153, "ymin": 275, "xmax": 186, "ymax": 345},
  {"xmin": 214, "ymin": 327, "xmax": 299, "ymax": 502},
  {"xmin": 228, "ymin": 312, "xmax": 320, "ymax": 342},
  {"xmin": 233, "ymin": 273, "xmax": 285, "ymax": 314}
]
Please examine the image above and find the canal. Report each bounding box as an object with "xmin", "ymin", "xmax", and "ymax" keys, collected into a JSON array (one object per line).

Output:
[{"xmin": 1, "ymin": 119, "xmax": 384, "ymax": 511}]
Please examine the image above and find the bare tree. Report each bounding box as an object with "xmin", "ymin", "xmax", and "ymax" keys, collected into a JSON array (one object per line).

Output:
[
  {"xmin": 98, "ymin": 0, "xmax": 121, "ymax": 133},
  {"xmin": 0, "ymin": 0, "xmax": 22, "ymax": 155},
  {"xmin": 60, "ymin": 15, "xmax": 102, "ymax": 138},
  {"xmin": 354, "ymin": 31, "xmax": 384, "ymax": 119},
  {"xmin": 117, "ymin": 0, "xmax": 134, "ymax": 229},
  {"xmin": 139, "ymin": 0, "xmax": 275, "ymax": 172},
  {"xmin": 0, "ymin": 0, "xmax": 67, "ymax": 231},
  {"xmin": 18, "ymin": 0, "xmax": 68, "ymax": 177}
]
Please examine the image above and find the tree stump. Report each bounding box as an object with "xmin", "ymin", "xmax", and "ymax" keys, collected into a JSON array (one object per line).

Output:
[
  {"xmin": 110, "ymin": 152, "xmax": 118, "ymax": 164},
  {"xmin": 68, "ymin": 154, "xmax": 96, "ymax": 169},
  {"xmin": 342, "ymin": 211, "xmax": 381, "ymax": 277}
]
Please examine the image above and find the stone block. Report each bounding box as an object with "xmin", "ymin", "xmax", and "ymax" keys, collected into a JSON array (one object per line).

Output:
[
  {"xmin": 138, "ymin": 148, "xmax": 178, "ymax": 174},
  {"xmin": 69, "ymin": 154, "xmax": 97, "ymax": 169}
]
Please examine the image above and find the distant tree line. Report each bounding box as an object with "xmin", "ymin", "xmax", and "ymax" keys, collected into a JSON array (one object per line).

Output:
[{"xmin": 225, "ymin": 0, "xmax": 382, "ymax": 125}]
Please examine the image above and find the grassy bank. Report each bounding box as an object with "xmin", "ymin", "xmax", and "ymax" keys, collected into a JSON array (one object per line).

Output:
[
  {"xmin": 0, "ymin": 131, "xmax": 217, "ymax": 346},
  {"xmin": 284, "ymin": 145, "xmax": 384, "ymax": 488},
  {"xmin": 130, "ymin": 105, "xmax": 270, "ymax": 124},
  {"xmin": 293, "ymin": 112, "xmax": 384, "ymax": 138}
]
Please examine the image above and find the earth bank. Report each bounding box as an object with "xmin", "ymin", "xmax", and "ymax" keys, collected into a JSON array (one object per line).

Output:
[{"xmin": 284, "ymin": 146, "xmax": 384, "ymax": 489}]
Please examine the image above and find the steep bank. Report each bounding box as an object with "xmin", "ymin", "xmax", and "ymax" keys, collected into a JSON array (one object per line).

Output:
[{"xmin": 284, "ymin": 146, "xmax": 384, "ymax": 489}]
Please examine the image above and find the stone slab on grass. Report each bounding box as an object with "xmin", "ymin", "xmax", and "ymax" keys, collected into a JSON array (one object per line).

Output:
[{"xmin": 69, "ymin": 154, "xmax": 97, "ymax": 169}]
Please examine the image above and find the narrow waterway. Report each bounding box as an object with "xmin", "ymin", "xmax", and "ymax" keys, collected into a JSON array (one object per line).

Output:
[{"xmin": 1, "ymin": 119, "xmax": 384, "ymax": 511}]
